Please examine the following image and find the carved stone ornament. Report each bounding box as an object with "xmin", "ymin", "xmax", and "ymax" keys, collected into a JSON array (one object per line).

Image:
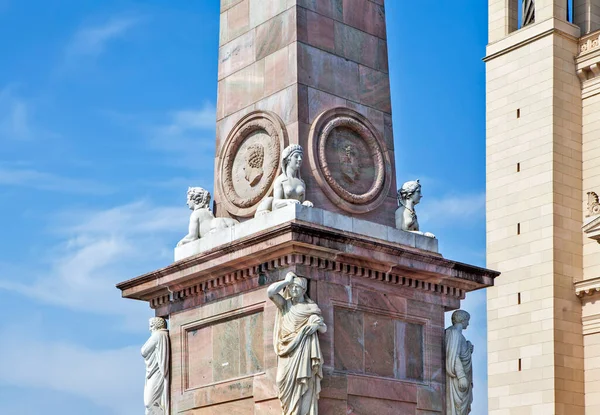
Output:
[
  {"xmin": 445, "ymin": 310, "xmax": 474, "ymax": 415},
  {"xmin": 267, "ymin": 272, "xmax": 325, "ymax": 415},
  {"xmin": 307, "ymin": 107, "xmax": 392, "ymax": 214},
  {"xmin": 142, "ymin": 317, "xmax": 170, "ymax": 415},
  {"xmin": 587, "ymin": 191, "xmax": 600, "ymax": 217},
  {"xmin": 217, "ymin": 111, "xmax": 289, "ymax": 217}
]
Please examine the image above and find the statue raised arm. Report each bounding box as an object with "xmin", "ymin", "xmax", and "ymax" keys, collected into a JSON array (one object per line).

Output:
[{"xmin": 268, "ymin": 272, "xmax": 326, "ymax": 415}]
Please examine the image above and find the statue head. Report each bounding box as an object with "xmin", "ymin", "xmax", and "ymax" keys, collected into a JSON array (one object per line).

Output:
[
  {"xmin": 339, "ymin": 143, "xmax": 360, "ymax": 183},
  {"xmin": 451, "ymin": 310, "xmax": 470, "ymax": 330},
  {"xmin": 244, "ymin": 144, "xmax": 265, "ymax": 186},
  {"xmin": 398, "ymin": 179, "xmax": 422, "ymax": 206},
  {"xmin": 187, "ymin": 187, "xmax": 211, "ymax": 210},
  {"xmin": 286, "ymin": 275, "xmax": 307, "ymax": 300},
  {"xmin": 149, "ymin": 317, "xmax": 167, "ymax": 332},
  {"xmin": 281, "ymin": 144, "xmax": 304, "ymax": 178}
]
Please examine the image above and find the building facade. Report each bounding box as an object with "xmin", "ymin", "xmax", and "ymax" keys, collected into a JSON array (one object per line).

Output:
[{"xmin": 486, "ymin": 0, "xmax": 600, "ymax": 413}]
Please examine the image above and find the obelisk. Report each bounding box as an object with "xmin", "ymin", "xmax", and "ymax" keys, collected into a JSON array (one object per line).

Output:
[{"xmin": 213, "ymin": 0, "xmax": 396, "ymax": 224}]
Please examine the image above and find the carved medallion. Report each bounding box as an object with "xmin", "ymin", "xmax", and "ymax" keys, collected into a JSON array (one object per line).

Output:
[
  {"xmin": 217, "ymin": 111, "xmax": 288, "ymax": 217},
  {"xmin": 308, "ymin": 107, "xmax": 391, "ymax": 213}
]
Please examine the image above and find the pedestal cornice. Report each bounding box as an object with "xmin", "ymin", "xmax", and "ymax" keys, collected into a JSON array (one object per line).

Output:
[{"xmin": 117, "ymin": 214, "xmax": 498, "ymax": 315}]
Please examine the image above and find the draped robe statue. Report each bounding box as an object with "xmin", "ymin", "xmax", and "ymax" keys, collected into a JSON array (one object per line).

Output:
[
  {"xmin": 268, "ymin": 272, "xmax": 326, "ymax": 415},
  {"xmin": 445, "ymin": 310, "xmax": 474, "ymax": 415},
  {"xmin": 142, "ymin": 317, "xmax": 170, "ymax": 415}
]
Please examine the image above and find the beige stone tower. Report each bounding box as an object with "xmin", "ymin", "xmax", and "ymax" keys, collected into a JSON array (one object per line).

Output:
[{"xmin": 487, "ymin": 0, "xmax": 600, "ymax": 414}]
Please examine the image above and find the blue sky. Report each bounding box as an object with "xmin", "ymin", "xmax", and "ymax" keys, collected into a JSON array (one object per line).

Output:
[{"xmin": 0, "ymin": 1, "xmax": 489, "ymax": 414}]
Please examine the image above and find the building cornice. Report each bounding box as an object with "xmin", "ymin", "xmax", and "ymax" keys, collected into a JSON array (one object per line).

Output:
[
  {"xmin": 484, "ymin": 18, "xmax": 581, "ymax": 62},
  {"xmin": 575, "ymin": 276, "xmax": 600, "ymax": 298}
]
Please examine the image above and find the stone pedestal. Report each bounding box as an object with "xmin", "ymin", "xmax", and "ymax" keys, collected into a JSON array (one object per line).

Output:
[{"xmin": 117, "ymin": 205, "xmax": 497, "ymax": 414}]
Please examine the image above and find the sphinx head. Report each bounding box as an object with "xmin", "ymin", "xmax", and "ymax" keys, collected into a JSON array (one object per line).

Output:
[
  {"xmin": 281, "ymin": 144, "xmax": 304, "ymax": 178},
  {"xmin": 187, "ymin": 187, "xmax": 211, "ymax": 210},
  {"xmin": 398, "ymin": 179, "xmax": 422, "ymax": 206}
]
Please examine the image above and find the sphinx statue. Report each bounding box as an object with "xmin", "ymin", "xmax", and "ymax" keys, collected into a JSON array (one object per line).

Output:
[
  {"xmin": 255, "ymin": 144, "xmax": 313, "ymax": 217},
  {"xmin": 142, "ymin": 317, "xmax": 170, "ymax": 415},
  {"xmin": 268, "ymin": 272, "xmax": 326, "ymax": 415},
  {"xmin": 445, "ymin": 310, "xmax": 474, "ymax": 415},
  {"xmin": 177, "ymin": 187, "xmax": 238, "ymax": 247},
  {"xmin": 395, "ymin": 179, "xmax": 435, "ymax": 238}
]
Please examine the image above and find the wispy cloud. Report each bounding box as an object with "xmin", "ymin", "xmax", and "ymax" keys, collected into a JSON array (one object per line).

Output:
[
  {"xmin": 0, "ymin": 86, "xmax": 32, "ymax": 141},
  {"xmin": 150, "ymin": 104, "xmax": 216, "ymax": 156},
  {"xmin": 66, "ymin": 15, "xmax": 144, "ymax": 59},
  {"xmin": 159, "ymin": 105, "xmax": 216, "ymax": 136},
  {"xmin": 0, "ymin": 166, "xmax": 113, "ymax": 194},
  {"xmin": 418, "ymin": 192, "xmax": 486, "ymax": 228},
  {"xmin": 0, "ymin": 200, "xmax": 187, "ymax": 328},
  {"xmin": 0, "ymin": 322, "xmax": 142, "ymax": 415},
  {"xmin": 104, "ymin": 103, "xmax": 217, "ymax": 168}
]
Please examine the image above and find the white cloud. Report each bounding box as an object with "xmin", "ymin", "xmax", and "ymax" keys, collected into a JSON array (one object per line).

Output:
[
  {"xmin": 150, "ymin": 104, "xmax": 216, "ymax": 157},
  {"xmin": 0, "ymin": 166, "xmax": 113, "ymax": 194},
  {"xmin": 418, "ymin": 192, "xmax": 486, "ymax": 228},
  {"xmin": 0, "ymin": 200, "xmax": 187, "ymax": 328},
  {"xmin": 0, "ymin": 323, "xmax": 142, "ymax": 415},
  {"xmin": 66, "ymin": 15, "xmax": 143, "ymax": 59},
  {"xmin": 159, "ymin": 105, "xmax": 216, "ymax": 136},
  {"xmin": 0, "ymin": 86, "xmax": 32, "ymax": 140}
]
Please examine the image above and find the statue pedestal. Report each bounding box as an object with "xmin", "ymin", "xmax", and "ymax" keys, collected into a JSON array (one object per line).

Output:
[{"xmin": 117, "ymin": 205, "xmax": 497, "ymax": 414}]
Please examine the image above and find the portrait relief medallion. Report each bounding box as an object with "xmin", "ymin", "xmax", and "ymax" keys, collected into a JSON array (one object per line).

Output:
[
  {"xmin": 217, "ymin": 111, "xmax": 288, "ymax": 217},
  {"xmin": 308, "ymin": 107, "xmax": 391, "ymax": 214}
]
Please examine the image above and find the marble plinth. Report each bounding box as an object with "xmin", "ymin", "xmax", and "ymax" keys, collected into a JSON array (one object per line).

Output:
[
  {"xmin": 118, "ymin": 206, "xmax": 498, "ymax": 414},
  {"xmin": 174, "ymin": 204, "xmax": 438, "ymax": 262}
]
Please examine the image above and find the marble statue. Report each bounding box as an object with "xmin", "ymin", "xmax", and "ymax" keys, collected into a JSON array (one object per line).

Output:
[
  {"xmin": 523, "ymin": 0, "xmax": 535, "ymax": 26},
  {"xmin": 142, "ymin": 317, "xmax": 170, "ymax": 415},
  {"xmin": 395, "ymin": 180, "xmax": 435, "ymax": 238},
  {"xmin": 445, "ymin": 310, "xmax": 474, "ymax": 415},
  {"xmin": 177, "ymin": 187, "xmax": 238, "ymax": 247},
  {"xmin": 255, "ymin": 144, "xmax": 313, "ymax": 217},
  {"xmin": 268, "ymin": 272, "xmax": 326, "ymax": 415}
]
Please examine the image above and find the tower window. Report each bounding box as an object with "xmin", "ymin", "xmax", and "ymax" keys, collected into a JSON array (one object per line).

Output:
[
  {"xmin": 518, "ymin": 292, "xmax": 521, "ymax": 304},
  {"xmin": 517, "ymin": 108, "xmax": 521, "ymax": 118},
  {"xmin": 519, "ymin": 0, "xmax": 535, "ymax": 28},
  {"xmin": 517, "ymin": 163, "xmax": 521, "ymax": 172},
  {"xmin": 518, "ymin": 358, "xmax": 522, "ymax": 371},
  {"xmin": 517, "ymin": 223, "xmax": 521, "ymax": 235}
]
